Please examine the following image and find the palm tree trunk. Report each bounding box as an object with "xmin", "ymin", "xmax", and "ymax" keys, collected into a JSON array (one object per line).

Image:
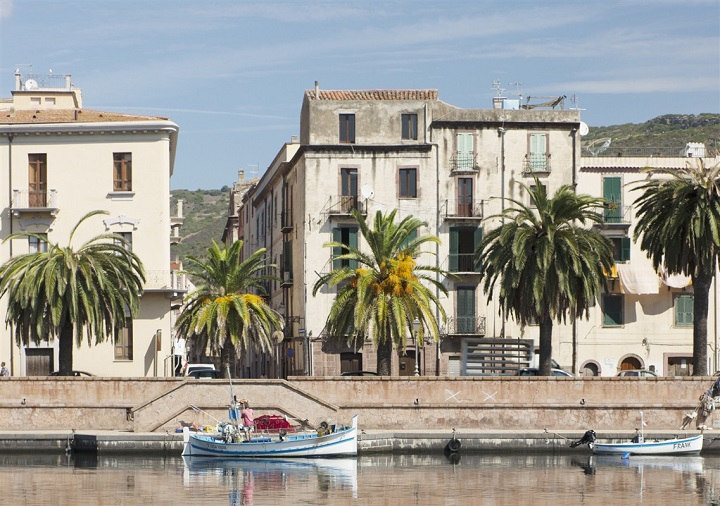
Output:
[
  {"xmin": 538, "ymin": 316, "xmax": 553, "ymax": 376},
  {"xmin": 376, "ymin": 338, "xmax": 393, "ymax": 375},
  {"xmin": 220, "ymin": 336, "xmax": 238, "ymax": 378},
  {"xmin": 58, "ymin": 321, "xmax": 74, "ymax": 376},
  {"xmin": 692, "ymin": 273, "xmax": 711, "ymax": 376}
]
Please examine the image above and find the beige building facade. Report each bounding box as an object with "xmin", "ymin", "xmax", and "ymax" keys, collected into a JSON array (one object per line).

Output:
[{"xmin": 0, "ymin": 71, "xmax": 186, "ymax": 377}]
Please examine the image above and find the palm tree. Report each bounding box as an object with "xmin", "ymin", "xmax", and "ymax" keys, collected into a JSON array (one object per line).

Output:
[
  {"xmin": 476, "ymin": 180, "xmax": 614, "ymax": 376},
  {"xmin": 175, "ymin": 240, "xmax": 283, "ymax": 378},
  {"xmin": 633, "ymin": 159, "xmax": 720, "ymax": 376},
  {"xmin": 0, "ymin": 210, "xmax": 145, "ymax": 375},
  {"xmin": 312, "ymin": 210, "xmax": 447, "ymax": 376}
]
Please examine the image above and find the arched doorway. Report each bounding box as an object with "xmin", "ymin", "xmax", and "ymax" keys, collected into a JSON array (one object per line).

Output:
[
  {"xmin": 580, "ymin": 361, "xmax": 601, "ymax": 377},
  {"xmin": 619, "ymin": 356, "xmax": 642, "ymax": 371}
]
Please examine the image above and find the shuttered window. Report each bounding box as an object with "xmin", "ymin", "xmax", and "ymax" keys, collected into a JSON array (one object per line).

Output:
[
  {"xmin": 603, "ymin": 177, "xmax": 622, "ymax": 223},
  {"xmin": 602, "ymin": 294, "xmax": 623, "ymax": 327},
  {"xmin": 332, "ymin": 227, "xmax": 358, "ymax": 270},
  {"xmin": 674, "ymin": 294, "xmax": 693, "ymax": 326}
]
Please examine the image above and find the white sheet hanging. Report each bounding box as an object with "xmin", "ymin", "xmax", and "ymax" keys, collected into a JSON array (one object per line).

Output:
[
  {"xmin": 659, "ymin": 266, "xmax": 692, "ymax": 289},
  {"xmin": 616, "ymin": 263, "xmax": 660, "ymax": 294}
]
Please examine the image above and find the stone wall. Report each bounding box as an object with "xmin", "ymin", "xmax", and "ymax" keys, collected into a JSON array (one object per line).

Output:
[{"xmin": 0, "ymin": 376, "xmax": 714, "ymax": 432}]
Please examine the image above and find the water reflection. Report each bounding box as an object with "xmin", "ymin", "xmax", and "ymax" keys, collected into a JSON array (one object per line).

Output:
[
  {"xmin": 182, "ymin": 456, "xmax": 358, "ymax": 504},
  {"xmin": 0, "ymin": 452, "xmax": 716, "ymax": 505}
]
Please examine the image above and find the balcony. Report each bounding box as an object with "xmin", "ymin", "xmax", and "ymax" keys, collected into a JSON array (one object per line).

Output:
[
  {"xmin": 522, "ymin": 154, "xmax": 551, "ymax": 175},
  {"xmin": 326, "ymin": 195, "xmax": 364, "ymax": 217},
  {"xmin": 170, "ymin": 225, "xmax": 182, "ymax": 245},
  {"xmin": 603, "ymin": 204, "xmax": 632, "ymax": 225},
  {"xmin": 143, "ymin": 270, "xmax": 190, "ymax": 298},
  {"xmin": 450, "ymin": 153, "xmax": 478, "ymax": 172},
  {"xmin": 448, "ymin": 253, "xmax": 480, "ymax": 274},
  {"xmin": 281, "ymin": 270, "xmax": 293, "ymax": 287},
  {"xmin": 443, "ymin": 316, "xmax": 486, "ymax": 336},
  {"xmin": 281, "ymin": 211, "xmax": 293, "ymax": 232},
  {"xmin": 444, "ymin": 199, "xmax": 483, "ymax": 221},
  {"xmin": 11, "ymin": 189, "xmax": 59, "ymax": 216}
]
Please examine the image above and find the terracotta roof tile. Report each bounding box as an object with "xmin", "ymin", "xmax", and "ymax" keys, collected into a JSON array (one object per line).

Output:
[
  {"xmin": 0, "ymin": 108, "xmax": 169, "ymax": 124},
  {"xmin": 306, "ymin": 89, "xmax": 438, "ymax": 101}
]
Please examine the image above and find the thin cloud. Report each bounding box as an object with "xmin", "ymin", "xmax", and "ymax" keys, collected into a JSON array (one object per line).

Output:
[
  {"xmin": 0, "ymin": 0, "xmax": 12, "ymax": 18},
  {"xmin": 94, "ymin": 106, "xmax": 288, "ymax": 121},
  {"xmin": 545, "ymin": 77, "xmax": 718, "ymax": 94}
]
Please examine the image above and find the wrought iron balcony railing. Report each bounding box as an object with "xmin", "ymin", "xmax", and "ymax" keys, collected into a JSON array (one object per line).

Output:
[
  {"xmin": 449, "ymin": 153, "xmax": 478, "ymax": 171},
  {"xmin": 327, "ymin": 195, "xmax": 364, "ymax": 215},
  {"xmin": 444, "ymin": 199, "xmax": 484, "ymax": 220},
  {"xmin": 522, "ymin": 154, "xmax": 551, "ymax": 174},
  {"xmin": 442, "ymin": 316, "xmax": 486, "ymax": 336}
]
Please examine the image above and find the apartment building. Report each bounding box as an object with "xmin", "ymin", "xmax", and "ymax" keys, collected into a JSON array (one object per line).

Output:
[
  {"xmin": 233, "ymin": 85, "xmax": 584, "ymax": 377},
  {"xmin": 0, "ymin": 71, "xmax": 186, "ymax": 376},
  {"xmin": 575, "ymin": 144, "xmax": 720, "ymax": 376}
]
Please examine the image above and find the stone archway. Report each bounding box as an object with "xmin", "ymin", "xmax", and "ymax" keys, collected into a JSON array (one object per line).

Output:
[
  {"xmin": 619, "ymin": 355, "xmax": 643, "ymax": 372},
  {"xmin": 580, "ymin": 360, "xmax": 601, "ymax": 377}
]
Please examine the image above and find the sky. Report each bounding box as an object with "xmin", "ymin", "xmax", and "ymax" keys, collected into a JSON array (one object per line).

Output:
[{"xmin": 0, "ymin": 0, "xmax": 718, "ymax": 190}]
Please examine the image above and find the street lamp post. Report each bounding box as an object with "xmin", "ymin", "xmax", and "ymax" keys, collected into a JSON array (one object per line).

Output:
[{"xmin": 413, "ymin": 318, "xmax": 420, "ymax": 376}]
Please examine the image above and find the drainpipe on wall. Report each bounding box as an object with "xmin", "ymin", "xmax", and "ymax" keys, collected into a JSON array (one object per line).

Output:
[
  {"xmin": 7, "ymin": 135, "xmax": 14, "ymax": 375},
  {"xmin": 571, "ymin": 127, "xmax": 578, "ymax": 374},
  {"xmin": 498, "ymin": 127, "xmax": 506, "ymax": 339},
  {"xmin": 428, "ymin": 103, "xmax": 441, "ymax": 376}
]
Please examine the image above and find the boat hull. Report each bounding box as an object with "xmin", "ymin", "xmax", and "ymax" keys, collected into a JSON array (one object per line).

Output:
[
  {"xmin": 182, "ymin": 415, "xmax": 358, "ymax": 458},
  {"xmin": 592, "ymin": 434, "xmax": 703, "ymax": 456}
]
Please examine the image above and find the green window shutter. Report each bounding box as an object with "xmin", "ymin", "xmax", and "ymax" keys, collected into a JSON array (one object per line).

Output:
[
  {"xmin": 620, "ymin": 237, "xmax": 631, "ymax": 262},
  {"xmin": 457, "ymin": 287, "xmax": 476, "ymax": 333},
  {"xmin": 529, "ymin": 133, "xmax": 546, "ymax": 154},
  {"xmin": 603, "ymin": 177, "xmax": 622, "ymax": 222},
  {"xmin": 449, "ymin": 227, "xmax": 459, "ymax": 272},
  {"xmin": 473, "ymin": 227, "xmax": 483, "ymax": 271},
  {"xmin": 603, "ymin": 295, "xmax": 623, "ymax": 326},
  {"xmin": 348, "ymin": 227, "xmax": 358, "ymax": 269},
  {"xmin": 400, "ymin": 229, "xmax": 418, "ymax": 251},
  {"xmin": 332, "ymin": 228, "xmax": 342, "ymax": 270},
  {"xmin": 676, "ymin": 295, "xmax": 693, "ymax": 326}
]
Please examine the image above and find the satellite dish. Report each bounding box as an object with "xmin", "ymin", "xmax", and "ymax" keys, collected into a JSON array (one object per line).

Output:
[
  {"xmin": 272, "ymin": 330, "xmax": 284, "ymax": 345},
  {"xmin": 361, "ymin": 185, "xmax": 374, "ymax": 200},
  {"xmin": 24, "ymin": 79, "xmax": 38, "ymax": 90},
  {"xmin": 579, "ymin": 121, "xmax": 589, "ymax": 136}
]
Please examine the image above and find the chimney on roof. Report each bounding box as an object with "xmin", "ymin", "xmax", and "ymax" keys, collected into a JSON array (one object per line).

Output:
[
  {"xmin": 65, "ymin": 74, "xmax": 71, "ymax": 90},
  {"xmin": 14, "ymin": 70, "xmax": 21, "ymax": 91},
  {"xmin": 238, "ymin": 169, "xmax": 245, "ymax": 184},
  {"xmin": 315, "ymin": 81, "xmax": 319, "ymax": 99}
]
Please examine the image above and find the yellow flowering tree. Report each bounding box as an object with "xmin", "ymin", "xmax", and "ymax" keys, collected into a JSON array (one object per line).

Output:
[
  {"xmin": 313, "ymin": 210, "xmax": 447, "ymax": 375},
  {"xmin": 175, "ymin": 240, "xmax": 283, "ymax": 378}
]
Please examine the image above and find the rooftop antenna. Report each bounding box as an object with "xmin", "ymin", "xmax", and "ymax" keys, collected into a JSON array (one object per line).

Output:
[
  {"xmin": 569, "ymin": 94, "xmax": 586, "ymax": 111},
  {"xmin": 491, "ymin": 80, "xmax": 506, "ymax": 97},
  {"xmin": 509, "ymin": 81, "xmax": 523, "ymax": 103}
]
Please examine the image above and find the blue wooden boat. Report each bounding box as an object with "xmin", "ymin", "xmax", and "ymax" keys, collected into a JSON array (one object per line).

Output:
[{"xmin": 182, "ymin": 415, "xmax": 358, "ymax": 458}]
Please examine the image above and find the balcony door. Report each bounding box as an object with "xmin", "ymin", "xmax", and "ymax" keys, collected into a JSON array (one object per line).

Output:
[
  {"xmin": 28, "ymin": 154, "xmax": 47, "ymax": 207},
  {"xmin": 456, "ymin": 286, "xmax": 476, "ymax": 334},
  {"xmin": 340, "ymin": 168, "xmax": 358, "ymax": 212},
  {"xmin": 457, "ymin": 178, "xmax": 473, "ymax": 216}
]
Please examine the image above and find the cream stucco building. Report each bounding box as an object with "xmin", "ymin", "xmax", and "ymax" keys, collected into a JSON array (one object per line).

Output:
[{"xmin": 0, "ymin": 71, "xmax": 186, "ymax": 377}]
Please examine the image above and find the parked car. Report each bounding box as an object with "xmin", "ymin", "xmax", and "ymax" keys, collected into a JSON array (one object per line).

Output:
[
  {"xmin": 49, "ymin": 370, "xmax": 94, "ymax": 377},
  {"xmin": 187, "ymin": 369, "xmax": 221, "ymax": 379},
  {"xmin": 617, "ymin": 369, "xmax": 657, "ymax": 377},
  {"xmin": 341, "ymin": 371, "xmax": 378, "ymax": 376},
  {"xmin": 183, "ymin": 363, "xmax": 216, "ymax": 376},
  {"xmin": 516, "ymin": 367, "xmax": 573, "ymax": 377}
]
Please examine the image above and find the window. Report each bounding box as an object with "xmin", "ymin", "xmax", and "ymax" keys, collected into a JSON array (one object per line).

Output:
[
  {"xmin": 340, "ymin": 167, "xmax": 359, "ymax": 212},
  {"xmin": 114, "ymin": 307, "xmax": 133, "ymax": 360},
  {"xmin": 455, "ymin": 133, "xmax": 474, "ymax": 169},
  {"xmin": 401, "ymin": 113, "xmax": 418, "ymax": 140},
  {"xmin": 28, "ymin": 154, "xmax": 47, "ymax": 207},
  {"xmin": 674, "ymin": 294, "xmax": 693, "ymax": 326},
  {"xmin": 30, "ymin": 97, "xmax": 41, "ymax": 105},
  {"xmin": 46, "ymin": 97, "xmax": 56, "ymax": 105},
  {"xmin": 603, "ymin": 176, "xmax": 622, "ymax": 223},
  {"xmin": 332, "ymin": 227, "xmax": 358, "ymax": 269},
  {"xmin": 529, "ymin": 183, "xmax": 546, "ymax": 208},
  {"xmin": 602, "ymin": 294, "xmax": 623, "ymax": 327},
  {"xmin": 399, "ymin": 229, "xmax": 418, "ymax": 251},
  {"xmin": 339, "ymin": 113, "xmax": 355, "ymax": 143},
  {"xmin": 610, "ymin": 237, "xmax": 631, "ymax": 262},
  {"xmin": 113, "ymin": 152, "xmax": 132, "ymax": 191},
  {"xmin": 399, "ymin": 168, "xmax": 417, "ymax": 198},
  {"xmin": 28, "ymin": 233, "xmax": 48, "ymax": 253},
  {"xmin": 113, "ymin": 232, "xmax": 133, "ymax": 252},
  {"xmin": 449, "ymin": 226, "xmax": 482, "ymax": 272},
  {"xmin": 456, "ymin": 286, "xmax": 476, "ymax": 333},
  {"xmin": 457, "ymin": 178, "xmax": 473, "ymax": 216},
  {"xmin": 527, "ymin": 133, "xmax": 549, "ymax": 172}
]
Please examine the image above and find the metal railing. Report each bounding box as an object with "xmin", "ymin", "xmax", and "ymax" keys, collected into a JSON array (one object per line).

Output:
[
  {"xmin": 581, "ymin": 145, "xmax": 719, "ymax": 158},
  {"xmin": 327, "ymin": 195, "xmax": 363, "ymax": 214},
  {"xmin": 448, "ymin": 253, "xmax": 480, "ymax": 273},
  {"xmin": 443, "ymin": 316, "xmax": 487, "ymax": 336},
  {"xmin": 450, "ymin": 153, "xmax": 477, "ymax": 171},
  {"xmin": 603, "ymin": 204, "xmax": 632, "ymax": 225},
  {"xmin": 444, "ymin": 199, "xmax": 484, "ymax": 219},
  {"xmin": 522, "ymin": 154, "xmax": 551, "ymax": 173}
]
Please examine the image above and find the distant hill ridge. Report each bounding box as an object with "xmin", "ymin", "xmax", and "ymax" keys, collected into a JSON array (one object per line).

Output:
[{"xmin": 172, "ymin": 113, "xmax": 720, "ymax": 264}]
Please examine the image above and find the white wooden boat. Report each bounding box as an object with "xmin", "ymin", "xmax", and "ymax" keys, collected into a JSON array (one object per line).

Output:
[
  {"xmin": 592, "ymin": 433, "xmax": 703, "ymax": 456},
  {"xmin": 182, "ymin": 415, "xmax": 358, "ymax": 458}
]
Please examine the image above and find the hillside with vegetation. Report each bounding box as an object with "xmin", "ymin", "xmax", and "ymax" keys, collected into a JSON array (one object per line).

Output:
[
  {"xmin": 170, "ymin": 114, "xmax": 720, "ymax": 265},
  {"xmin": 171, "ymin": 188, "xmax": 230, "ymax": 264}
]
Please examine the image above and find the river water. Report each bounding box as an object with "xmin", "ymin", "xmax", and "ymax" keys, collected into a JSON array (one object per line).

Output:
[{"xmin": 0, "ymin": 452, "xmax": 718, "ymax": 505}]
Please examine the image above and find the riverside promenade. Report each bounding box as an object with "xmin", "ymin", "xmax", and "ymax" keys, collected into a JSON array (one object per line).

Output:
[{"xmin": 0, "ymin": 375, "xmax": 717, "ymax": 453}]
